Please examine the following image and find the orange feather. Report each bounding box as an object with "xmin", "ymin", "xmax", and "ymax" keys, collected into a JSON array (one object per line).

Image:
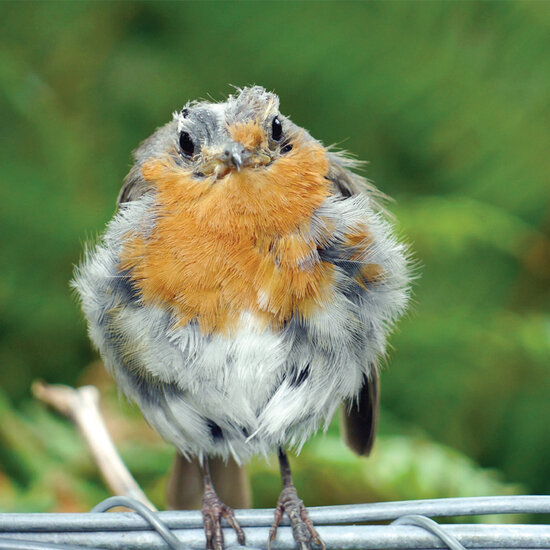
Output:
[{"xmin": 120, "ymin": 132, "xmax": 336, "ymax": 334}]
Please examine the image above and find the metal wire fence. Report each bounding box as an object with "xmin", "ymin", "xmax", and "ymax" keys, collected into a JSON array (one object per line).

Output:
[{"xmin": 1, "ymin": 495, "xmax": 550, "ymax": 550}]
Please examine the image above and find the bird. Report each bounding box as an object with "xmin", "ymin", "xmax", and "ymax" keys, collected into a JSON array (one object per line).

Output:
[{"xmin": 73, "ymin": 85, "xmax": 410, "ymax": 550}]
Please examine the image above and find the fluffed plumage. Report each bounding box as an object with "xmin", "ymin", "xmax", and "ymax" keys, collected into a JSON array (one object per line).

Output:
[{"xmin": 73, "ymin": 86, "xmax": 410, "ymax": 549}]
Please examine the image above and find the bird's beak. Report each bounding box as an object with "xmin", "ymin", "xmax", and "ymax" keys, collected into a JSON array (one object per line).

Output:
[
  {"xmin": 201, "ymin": 142, "xmax": 271, "ymax": 178},
  {"xmin": 223, "ymin": 142, "xmax": 246, "ymax": 172}
]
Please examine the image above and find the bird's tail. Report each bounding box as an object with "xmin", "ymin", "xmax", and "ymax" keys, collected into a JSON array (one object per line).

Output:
[{"xmin": 166, "ymin": 453, "xmax": 252, "ymax": 510}]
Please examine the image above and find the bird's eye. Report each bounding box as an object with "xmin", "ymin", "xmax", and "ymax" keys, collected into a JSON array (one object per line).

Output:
[
  {"xmin": 179, "ymin": 131, "xmax": 195, "ymax": 157},
  {"xmin": 271, "ymin": 116, "xmax": 283, "ymax": 142},
  {"xmin": 281, "ymin": 143, "xmax": 293, "ymax": 154}
]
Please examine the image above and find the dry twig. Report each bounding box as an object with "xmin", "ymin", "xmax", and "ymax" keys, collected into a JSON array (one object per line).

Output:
[{"xmin": 32, "ymin": 380, "xmax": 156, "ymax": 511}]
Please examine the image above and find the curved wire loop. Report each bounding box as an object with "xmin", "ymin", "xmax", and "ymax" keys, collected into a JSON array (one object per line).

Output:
[
  {"xmin": 392, "ymin": 514, "xmax": 466, "ymax": 550},
  {"xmin": 91, "ymin": 495, "xmax": 192, "ymax": 550}
]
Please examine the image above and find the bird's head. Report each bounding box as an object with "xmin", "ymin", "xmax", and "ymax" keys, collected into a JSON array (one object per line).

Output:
[
  {"xmin": 119, "ymin": 86, "xmax": 331, "ymax": 236},
  {"xmin": 176, "ymin": 86, "xmax": 294, "ymax": 179}
]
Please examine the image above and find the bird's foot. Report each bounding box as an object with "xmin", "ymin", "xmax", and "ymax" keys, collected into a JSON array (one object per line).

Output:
[
  {"xmin": 202, "ymin": 485, "xmax": 245, "ymax": 550},
  {"xmin": 268, "ymin": 485, "xmax": 325, "ymax": 550}
]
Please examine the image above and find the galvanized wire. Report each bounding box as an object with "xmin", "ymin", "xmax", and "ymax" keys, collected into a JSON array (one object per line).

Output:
[
  {"xmin": 1, "ymin": 495, "xmax": 549, "ymax": 550},
  {"xmin": 90, "ymin": 496, "xmax": 191, "ymax": 550},
  {"xmin": 391, "ymin": 515, "xmax": 466, "ymax": 550},
  {"xmin": 0, "ymin": 540, "xmax": 102, "ymax": 550}
]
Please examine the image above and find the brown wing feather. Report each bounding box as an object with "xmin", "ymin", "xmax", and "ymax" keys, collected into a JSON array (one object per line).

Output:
[
  {"xmin": 116, "ymin": 120, "xmax": 177, "ymax": 206},
  {"xmin": 341, "ymin": 373, "xmax": 380, "ymax": 456},
  {"xmin": 117, "ymin": 164, "xmax": 152, "ymax": 206},
  {"xmin": 327, "ymin": 153, "xmax": 363, "ymax": 196},
  {"xmin": 326, "ymin": 151, "xmax": 389, "ymax": 213}
]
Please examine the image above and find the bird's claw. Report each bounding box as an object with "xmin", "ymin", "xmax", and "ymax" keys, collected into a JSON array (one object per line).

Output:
[
  {"xmin": 202, "ymin": 485, "xmax": 245, "ymax": 550},
  {"xmin": 268, "ymin": 485, "xmax": 325, "ymax": 550}
]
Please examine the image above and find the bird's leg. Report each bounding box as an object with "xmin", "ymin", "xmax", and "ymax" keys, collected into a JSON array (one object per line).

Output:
[
  {"xmin": 201, "ymin": 456, "xmax": 246, "ymax": 550},
  {"xmin": 268, "ymin": 448, "xmax": 325, "ymax": 550}
]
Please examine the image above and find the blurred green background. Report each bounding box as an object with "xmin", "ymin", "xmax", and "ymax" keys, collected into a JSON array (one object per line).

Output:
[{"xmin": 1, "ymin": 2, "xmax": 549, "ymax": 513}]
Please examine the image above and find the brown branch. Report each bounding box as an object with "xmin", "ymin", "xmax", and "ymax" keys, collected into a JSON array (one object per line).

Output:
[{"xmin": 32, "ymin": 380, "xmax": 156, "ymax": 511}]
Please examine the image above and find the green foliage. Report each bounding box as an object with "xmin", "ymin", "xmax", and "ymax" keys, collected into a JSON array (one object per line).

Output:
[{"xmin": 0, "ymin": 1, "xmax": 549, "ymax": 506}]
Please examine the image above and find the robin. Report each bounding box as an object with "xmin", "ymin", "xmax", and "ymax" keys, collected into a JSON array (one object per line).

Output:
[{"xmin": 73, "ymin": 86, "xmax": 410, "ymax": 550}]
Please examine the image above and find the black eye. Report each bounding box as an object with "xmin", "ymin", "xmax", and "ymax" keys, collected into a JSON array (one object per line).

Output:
[
  {"xmin": 179, "ymin": 131, "xmax": 194, "ymax": 157},
  {"xmin": 281, "ymin": 143, "xmax": 293, "ymax": 154},
  {"xmin": 271, "ymin": 116, "xmax": 283, "ymax": 142}
]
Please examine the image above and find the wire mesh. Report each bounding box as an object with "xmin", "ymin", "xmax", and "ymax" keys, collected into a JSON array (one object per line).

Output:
[{"xmin": 1, "ymin": 495, "xmax": 549, "ymax": 550}]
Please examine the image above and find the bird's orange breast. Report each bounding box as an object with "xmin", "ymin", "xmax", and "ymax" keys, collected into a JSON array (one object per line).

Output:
[{"xmin": 120, "ymin": 136, "xmax": 336, "ymax": 334}]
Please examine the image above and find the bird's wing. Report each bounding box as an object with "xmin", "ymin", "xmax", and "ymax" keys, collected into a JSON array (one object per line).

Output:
[
  {"xmin": 326, "ymin": 152, "xmax": 383, "ymax": 457},
  {"xmin": 117, "ymin": 164, "xmax": 153, "ymax": 205},
  {"xmin": 326, "ymin": 151, "xmax": 387, "ymax": 209},
  {"xmin": 117, "ymin": 120, "xmax": 177, "ymax": 206},
  {"xmin": 326, "ymin": 152, "xmax": 363, "ymax": 196},
  {"xmin": 340, "ymin": 373, "xmax": 380, "ymax": 456}
]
